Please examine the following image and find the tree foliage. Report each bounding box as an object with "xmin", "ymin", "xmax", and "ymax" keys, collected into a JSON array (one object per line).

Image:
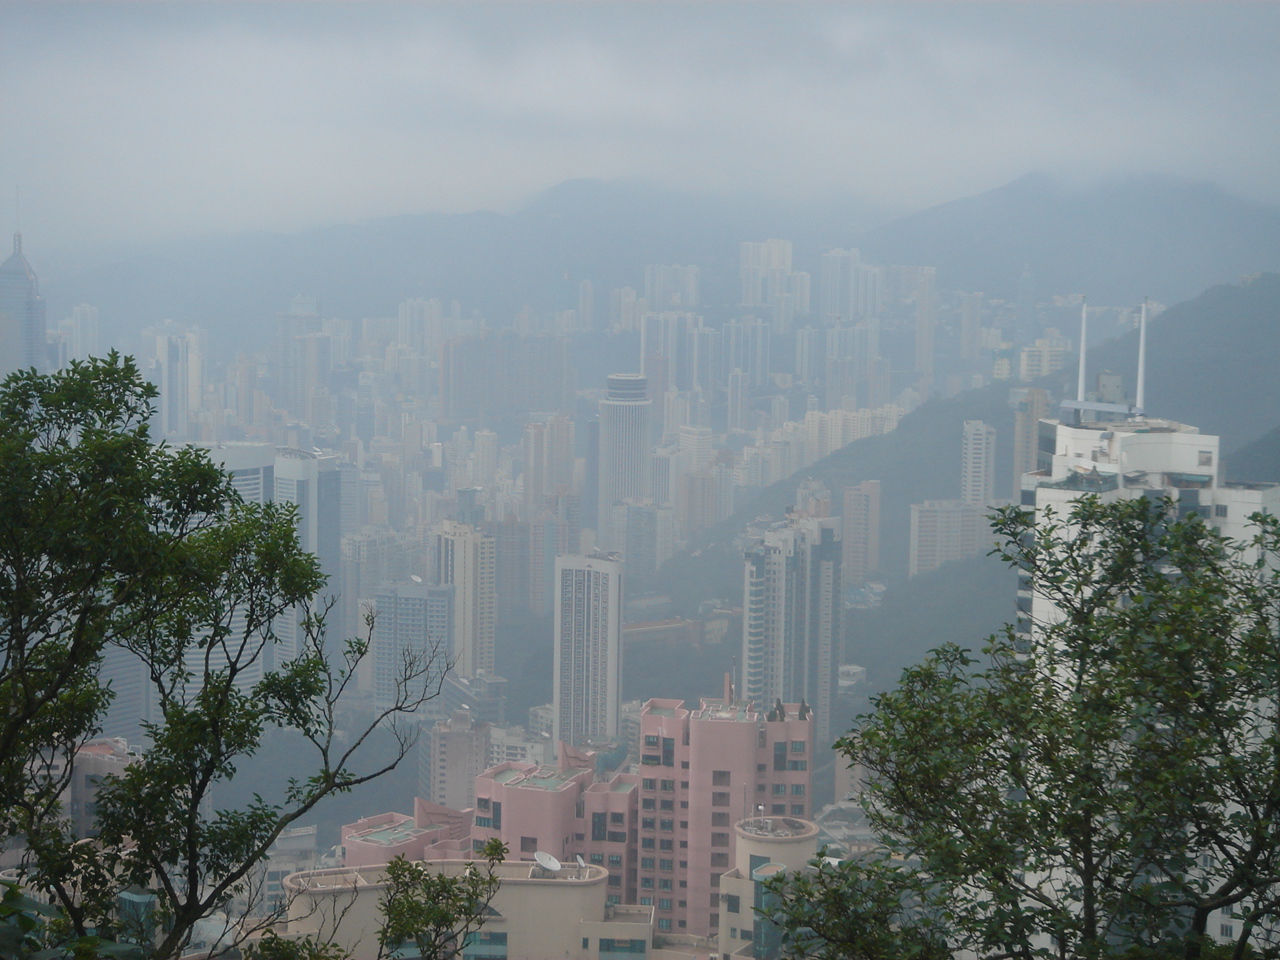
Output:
[
  {"xmin": 377, "ymin": 839, "xmax": 507, "ymax": 960},
  {"xmin": 0, "ymin": 356, "xmax": 450, "ymax": 959},
  {"xmin": 767, "ymin": 496, "xmax": 1280, "ymax": 960}
]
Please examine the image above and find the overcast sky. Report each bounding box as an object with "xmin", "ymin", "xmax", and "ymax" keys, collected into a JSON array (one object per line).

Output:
[{"xmin": 3, "ymin": 2, "xmax": 1278, "ymax": 255}]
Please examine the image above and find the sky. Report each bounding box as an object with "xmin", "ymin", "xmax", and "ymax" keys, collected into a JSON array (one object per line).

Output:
[{"xmin": 3, "ymin": 2, "xmax": 1278, "ymax": 255}]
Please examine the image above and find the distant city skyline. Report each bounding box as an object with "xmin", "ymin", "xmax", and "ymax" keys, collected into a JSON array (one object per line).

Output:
[{"xmin": 3, "ymin": 3, "xmax": 1278, "ymax": 254}]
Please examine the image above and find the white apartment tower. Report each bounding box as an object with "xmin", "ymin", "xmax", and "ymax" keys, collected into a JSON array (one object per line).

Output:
[
  {"xmin": 553, "ymin": 553, "xmax": 624, "ymax": 747},
  {"xmin": 434, "ymin": 520, "xmax": 497, "ymax": 678},
  {"xmin": 961, "ymin": 419, "xmax": 998, "ymax": 506},
  {"xmin": 742, "ymin": 515, "xmax": 842, "ymax": 744}
]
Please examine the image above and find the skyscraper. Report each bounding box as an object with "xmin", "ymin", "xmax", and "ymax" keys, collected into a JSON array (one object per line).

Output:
[
  {"xmin": 553, "ymin": 553, "xmax": 623, "ymax": 747},
  {"xmin": 434, "ymin": 520, "xmax": 497, "ymax": 678},
  {"xmin": 841, "ymin": 480, "xmax": 881, "ymax": 587},
  {"xmin": 597, "ymin": 374, "xmax": 650, "ymax": 552},
  {"xmin": 0, "ymin": 233, "xmax": 47, "ymax": 379},
  {"xmin": 961, "ymin": 419, "xmax": 997, "ymax": 506},
  {"xmin": 742, "ymin": 515, "xmax": 842, "ymax": 744},
  {"xmin": 368, "ymin": 579, "xmax": 454, "ymax": 712}
]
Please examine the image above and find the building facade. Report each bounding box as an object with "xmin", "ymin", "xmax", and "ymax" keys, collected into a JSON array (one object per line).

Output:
[{"xmin": 553, "ymin": 553, "xmax": 624, "ymax": 747}]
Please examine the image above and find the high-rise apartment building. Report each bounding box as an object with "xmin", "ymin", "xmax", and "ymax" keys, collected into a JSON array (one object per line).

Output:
[
  {"xmin": 553, "ymin": 553, "xmax": 624, "ymax": 747},
  {"xmin": 367, "ymin": 579, "xmax": 454, "ymax": 712},
  {"xmin": 597, "ymin": 374, "xmax": 651, "ymax": 552},
  {"xmin": 961, "ymin": 419, "xmax": 998, "ymax": 506},
  {"xmin": 1011, "ymin": 387, "xmax": 1051, "ymax": 494},
  {"xmin": 841, "ymin": 480, "xmax": 881, "ymax": 587},
  {"xmin": 742, "ymin": 515, "xmax": 842, "ymax": 744},
  {"xmin": 433, "ymin": 520, "xmax": 497, "ymax": 678},
  {"xmin": 0, "ymin": 233, "xmax": 47, "ymax": 379}
]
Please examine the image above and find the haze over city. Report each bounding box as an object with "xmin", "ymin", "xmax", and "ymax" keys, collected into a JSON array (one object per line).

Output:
[{"xmin": 4, "ymin": 4, "xmax": 1280, "ymax": 960}]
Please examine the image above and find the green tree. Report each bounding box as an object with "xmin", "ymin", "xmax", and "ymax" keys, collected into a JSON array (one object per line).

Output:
[
  {"xmin": 0, "ymin": 356, "xmax": 449, "ymax": 959},
  {"xmin": 766, "ymin": 496, "xmax": 1280, "ymax": 960},
  {"xmin": 377, "ymin": 839, "xmax": 507, "ymax": 960}
]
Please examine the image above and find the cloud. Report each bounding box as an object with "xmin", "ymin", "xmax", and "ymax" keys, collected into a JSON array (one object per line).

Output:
[{"xmin": 2, "ymin": 2, "xmax": 1277, "ymax": 253}]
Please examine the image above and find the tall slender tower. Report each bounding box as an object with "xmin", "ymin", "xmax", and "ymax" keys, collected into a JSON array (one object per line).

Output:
[
  {"xmin": 434, "ymin": 520, "xmax": 497, "ymax": 677},
  {"xmin": 0, "ymin": 233, "xmax": 47, "ymax": 378},
  {"xmin": 961, "ymin": 420, "xmax": 997, "ymax": 506},
  {"xmin": 596, "ymin": 374, "xmax": 650, "ymax": 552},
  {"xmin": 742, "ymin": 515, "xmax": 842, "ymax": 744},
  {"xmin": 553, "ymin": 553, "xmax": 624, "ymax": 747}
]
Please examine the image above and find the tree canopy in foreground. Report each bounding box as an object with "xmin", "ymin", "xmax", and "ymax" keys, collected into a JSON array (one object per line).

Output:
[
  {"xmin": 0, "ymin": 356, "xmax": 453, "ymax": 958},
  {"xmin": 767, "ymin": 496, "xmax": 1280, "ymax": 960}
]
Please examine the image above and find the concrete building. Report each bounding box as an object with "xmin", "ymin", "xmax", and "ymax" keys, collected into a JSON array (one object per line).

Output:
[
  {"xmin": 597, "ymin": 374, "xmax": 652, "ymax": 552},
  {"xmin": 553, "ymin": 554, "xmax": 624, "ymax": 747},
  {"xmin": 908, "ymin": 499, "xmax": 988, "ymax": 578},
  {"xmin": 434, "ymin": 520, "xmax": 497, "ymax": 678},
  {"xmin": 716, "ymin": 817, "xmax": 820, "ymax": 960},
  {"xmin": 283, "ymin": 855, "xmax": 653, "ymax": 960},
  {"xmin": 0, "ymin": 232, "xmax": 47, "ymax": 379},
  {"xmin": 367, "ymin": 579, "xmax": 454, "ymax": 712},
  {"xmin": 423, "ymin": 708, "xmax": 492, "ymax": 812},
  {"xmin": 840, "ymin": 481, "xmax": 881, "ymax": 587},
  {"xmin": 742, "ymin": 516, "xmax": 841, "ymax": 744},
  {"xmin": 634, "ymin": 697, "xmax": 814, "ymax": 938},
  {"xmin": 960, "ymin": 419, "xmax": 997, "ymax": 506}
]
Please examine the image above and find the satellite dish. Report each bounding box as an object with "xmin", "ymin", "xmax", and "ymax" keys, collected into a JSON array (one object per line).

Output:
[
  {"xmin": 534, "ymin": 851, "xmax": 562, "ymax": 873},
  {"xmin": 576, "ymin": 855, "xmax": 586, "ymax": 869},
  {"xmin": 410, "ymin": 575, "xmax": 423, "ymax": 583}
]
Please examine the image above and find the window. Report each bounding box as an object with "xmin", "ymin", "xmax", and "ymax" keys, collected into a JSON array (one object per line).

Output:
[
  {"xmin": 756, "ymin": 784, "xmax": 766, "ymax": 793},
  {"xmin": 659, "ymin": 839, "xmax": 673, "ymax": 851},
  {"xmin": 608, "ymin": 854, "xmax": 622, "ymax": 867},
  {"xmin": 659, "ymin": 898, "xmax": 673, "ymax": 911},
  {"xmin": 610, "ymin": 812, "xmax": 625, "ymax": 824},
  {"xmin": 712, "ymin": 770, "xmax": 730, "ymax": 786},
  {"xmin": 642, "ymin": 798, "xmax": 655, "ymax": 810},
  {"xmin": 710, "ymin": 874, "xmax": 720, "ymax": 887},
  {"xmin": 712, "ymin": 812, "xmax": 730, "ymax": 826},
  {"xmin": 592, "ymin": 812, "xmax": 607, "ymax": 842},
  {"xmin": 476, "ymin": 797, "xmax": 490, "ymax": 810},
  {"xmin": 1221, "ymin": 925, "xmax": 1235, "ymax": 939},
  {"xmin": 642, "ymin": 818, "xmax": 655, "ymax": 830},
  {"xmin": 520, "ymin": 836, "xmax": 538, "ymax": 852},
  {"xmin": 660, "ymin": 799, "xmax": 674, "ymax": 811},
  {"xmin": 589, "ymin": 853, "xmax": 604, "ymax": 864},
  {"xmin": 600, "ymin": 939, "xmax": 646, "ymax": 955},
  {"xmin": 789, "ymin": 760, "xmax": 807, "ymax": 771},
  {"xmin": 475, "ymin": 816, "xmax": 493, "ymax": 828},
  {"xmin": 792, "ymin": 783, "xmax": 806, "ymax": 795},
  {"xmin": 657, "ymin": 919, "xmax": 671, "ymax": 932},
  {"xmin": 774, "ymin": 740, "xmax": 788, "ymax": 770},
  {"xmin": 725, "ymin": 894, "xmax": 741, "ymax": 913},
  {"xmin": 472, "ymin": 839, "xmax": 486, "ymax": 852},
  {"xmin": 607, "ymin": 831, "xmax": 627, "ymax": 843},
  {"xmin": 659, "ymin": 858, "xmax": 673, "ymax": 871},
  {"xmin": 641, "ymin": 856, "xmax": 655, "ymax": 869},
  {"xmin": 711, "ymin": 792, "xmax": 730, "ymax": 807},
  {"xmin": 641, "ymin": 877, "xmax": 653, "ymax": 889},
  {"xmin": 772, "ymin": 804, "xmax": 786, "ymax": 815},
  {"xmin": 642, "ymin": 778, "xmax": 656, "ymax": 791},
  {"xmin": 757, "ymin": 763, "xmax": 766, "ymax": 772},
  {"xmin": 1199, "ymin": 450, "xmax": 1214, "ymax": 467},
  {"xmin": 608, "ymin": 875, "xmax": 621, "ymax": 887},
  {"xmin": 711, "ymin": 832, "xmax": 729, "ymax": 847},
  {"xmin": 583, "ymin": 938, "xmax": 590, "ymax": 949},
  {"xmin": 641, "ymin": 838, "xmax": 655, "ymax": 849},
  {"xmin": 574, "ymin": 832, "xmax": 584, "ymax": 841},
  {"xmin": 791, "ymin": 740, "xmax": 806, "ymax": 752},
  {"xmin": 1215, "ymin": 504, "xmax": 1229, "ymax": 518},
  {"xmin": 792, "ymin": 804, "xmax": 805, "ymax": 815},
  {"xmin": 662, "ymin": 737, "xmax": 676, "ymax": 766},
  {"xmin": 640, "ymin": 896, "xmax": 652, "ymax": 906},
  {"xmin": 607, "ymin": 894, "xmax": 621, "ymax": 905},
  {"xmin": 659, "ymin": 878, "xmax": 673, "ymax": 890},
  {"xmin": 711, "ymin": 853, "xmax": 729, "ymax": 867},
  {"xmin": 660, "ymin": 819, "xmax": 673, "ymax": 831},
  {"xmin": 644, "ymin": 734, "xmax": 659, "ymax": 747},
  {"xmin": 772, "ymin": 783, "xmax": 787, "ymax": 795},
  {"xmin": 660, "ymin": 779, "xmax": 675, "ymax": 792}
]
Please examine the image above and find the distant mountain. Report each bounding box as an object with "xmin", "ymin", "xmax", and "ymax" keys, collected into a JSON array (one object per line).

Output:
[
  {"xmin": 41, "ymin": 173, "xmax": 1280, "ymax": 356},
  {"xmin": 859, "ymin": 172, "xmax": 1280, "ymax": 304},
  {"xmin": 41, "ymin": 180, "xmax": 884, "ymax": 354}
]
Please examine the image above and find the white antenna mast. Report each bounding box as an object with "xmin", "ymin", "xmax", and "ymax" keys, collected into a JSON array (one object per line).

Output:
[
  {"xmin": 1134, "ymin": 298, "xmax": 1147, "ymax": 416},
  {"xmin": 1076, "ymin": 298, "xmax": 1088, "ymax": 403}
]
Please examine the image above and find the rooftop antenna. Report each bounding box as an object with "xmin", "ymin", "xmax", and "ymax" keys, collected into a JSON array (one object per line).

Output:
[
  {"xmin": 1134, "ymin": 298, "xmax": 1148, "ymax": 416},
  {"xmin": 1076, "ymin": 298, "xmax": 1088, "ymax": 403}
]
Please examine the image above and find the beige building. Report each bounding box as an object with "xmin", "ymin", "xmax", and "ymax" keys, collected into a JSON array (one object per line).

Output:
[
  {"xmin": 716, "ymin": 817, "xmax": 819, "ymax": 960},
  {"xmin": 283, "ymin": 858, "xmax": 653, "ymax": 960}
]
